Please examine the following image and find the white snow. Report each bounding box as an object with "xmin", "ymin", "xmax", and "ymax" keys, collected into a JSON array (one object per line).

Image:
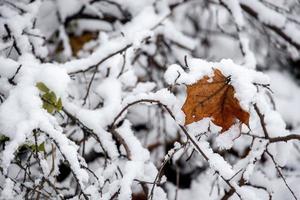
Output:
[{"xmin": 0, "ymin": 0, "xmax": 299, "ymax": 199}]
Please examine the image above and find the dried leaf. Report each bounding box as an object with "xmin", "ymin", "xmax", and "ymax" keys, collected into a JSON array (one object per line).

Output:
[
  {"xmin": 69, "ymin": 32, "xmax": 97, "ymax": 55},
  {"xmin": 55, "ymin": 32, "xmax": 97, "ymax": 56},
  {"xmin": 182, "ymin": 69, "xmax": 249, "ymax": 132}
]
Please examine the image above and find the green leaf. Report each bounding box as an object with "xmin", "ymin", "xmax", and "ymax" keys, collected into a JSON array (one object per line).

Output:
[
  {"xmin": 42, "ymin": 92, "xmax": 56, "ymax": 104},
  {"xmin": 56, "ymin": 98, "xmax": 62, "ymax": 111},
  {"xmin": 26, "ymin": 143, "xmax": 45, "ymax": 153},
  {"xmin": 49, "ymin": 91, "xmax": 57, "ymax": 103},
  {"xmin": 0, "ymin": 135, "xmax": 9, "ymax": 143},
  {"xmin": 42, "ymin": 92, "xmax": 56, "ymax": 103},
  {"xmin": 37, "ymin": 82, "xmax": 61, "ymax": 114},
  {"xmin": 43, "ymin": 102, "xmax": 55, "ymax": 113},
  {"xmin": 36, "ymin": 82, "xmax": 49, "ymax": 93},
  {"xmin": 38, "ymin": 142, "xmax": 45, "ymax": 152},
  {"xmin": 42, "ymin": 93, "xmax": 51, "ymax": 102}
]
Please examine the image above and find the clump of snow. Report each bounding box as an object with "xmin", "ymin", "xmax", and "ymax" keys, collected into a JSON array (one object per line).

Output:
[
  {"xmin": 221, "ymin": 0, "xmax": 245, "ymax": 27},
  {"xmin": 118, "ymin": 161, "xmax": 144, "ymax": 200},
  {"xmin": 56, "ymin": 0, "xmax": 83, "ymax": 22},
  {"xmin": 267, "ymin": 71, "xmax": 300, "ymax": 127},
  {"xmin": 194, "ymin": 139, "xmax": 235, "ymax": 180},
  {"xmin": 238, "ymin": 139, "xmax": 268, "ymax": 181},
  {"xmin": 63, "ymin": 78, "xmax": 123, "ymax": 159},
  {"xmin": 233, "ymin": 183, "xmax": 260, "ymax": 200},
  {"xmin": 0, "ymin": 178, "xmax": 15, "ymax": 199},
  {"xmin": 122, "ymin": 88, "xmax": 184, "ymax": 124},
  {"xmin": 132, "ymin": 82, "xmax": 156, "ymax": 94},
  {"xmin": 152, "ymin": 187, "xmax": 168, "ymax": 200},
  {"xmin": 216, "ymin": 124, "xmax": 242, "ymax": 150},
  {"xmin": 116, "ymin": 120, "xmax": 150, "ymax": 161},
  {"xmin": 240, "ymin": 0, "xmax": 285, "ymax": 27}
]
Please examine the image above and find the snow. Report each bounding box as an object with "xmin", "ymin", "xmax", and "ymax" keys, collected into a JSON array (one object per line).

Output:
[
  {"xmin": 119, "ymin": 70, "xmax": 138, "ymax": 88},
  {"xmin": 165, "ymin": 174, "xmax": 220, "ymax": 200},
  {"xmin": 115, "ymin": 0, "xmax": 155, "ymax": 16},
  {"xmin": 0, "ymin": 55, "xmax": 69, "ymax": 139},
  {"xmin": 222, "ymin": 0, "xmax": 245, "ymax": 28},
  {"xmin": 253, "ymin": 92, "xmax": 290, "ymax": 138},
  {"xmin": 239, "ymin": 35, "xmax": 257, "ymax": 69},
  {"xmin": 235, "ymin": 138, "xmax": 268, "ymax": 181},
  {"xmin": 0, "ymin": 1, "xmax": 47, "ymax": 57},
  {"xmin": 76, "ymin": 19, "xmax": 113, "ymax": 33},
  {"xmin": 59, "ymin": 5, "xmax": 169, "ymax": 74},
  {"xmin": 64, "ymin": 95, "xmax": 121, "ymax": 159},
  {"xmin": 40, "ymin": 155, "xmax": 50, "ymax": 176},
  {"xmin": 186, "ymin": 134, "xmax": 235, "ymax": 180},
  {"xmin": 116, "ymin": 120, "xmax": 150, "ymax": 161},
  {"xmin": 132, "ymin": 82, "xmax": 156, "ymax": 94},
  {"xmin": 267, "ymin": 71, "xmax": 300, "ymax": 127},
  {"xmin": 59, "ymin": 25, "xmax": 72, "ymax": 59},
  {"xmin": 56, "ymin": 0, "xmax": 83, "ymax": 22},
  {"xmin": 216, "ymin": 124, "xmax": 242, "ymax": 150},
  {"xmin": 239, "ymin": 0, "xmax": 286, "ymax": 27},
  {"xmin": 160, "ymin": 20, "xmax": 197, "ymax": 50},
  {"xmin": 0, "ymin": 55, "xmax": 85, "ymax": 187},
  {"xmin": 152, "ymin": 187, "xmax": 168, "ymax": 200},
  {"xmin": 239, "ymin": 0, "xmax": 300, "ymax": 48},
  {"xmin": 40, "ymin": 121, "xmax": 89, "ymax": 188},
  {"xmin": 0, "ymin": 178, "xmax": 15, "ymax": 200},
  {"xmin": 1, "ymin": 0, "xmax": 300, "ymax": 199},
  {"xmin": 234, "ymin": 184, "xmax": 261, "ymax": 200},
  {"xmin": 0, "ymin": 84, "xmax": 42, "ymax": 172},
  {"xmin": 283, "ymin": 23, "xmax": 300, "ymax": 45},
  {"xmin": 118, "ymin": 161, "xmax": 144, "ymax": 200}
]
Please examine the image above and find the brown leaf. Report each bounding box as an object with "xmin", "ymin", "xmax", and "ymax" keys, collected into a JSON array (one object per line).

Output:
[
  {"xmin": 182, "ymin": 69, "xmax": 249, "ymax": 132},
  {"xmin": 55, "ymin": 32, "xmax": 97, "ymax": 56},
  {"xmin": 69, "ymin": 32, "xmax": 97, "ymax": 55},
  {"xmin": 132, "ymin": 192, "xmax": 147, "ymax": 200}
]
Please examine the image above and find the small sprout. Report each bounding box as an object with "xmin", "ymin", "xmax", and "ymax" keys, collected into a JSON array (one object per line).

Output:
[
  {"xmin": 36, "ymin": 82, "xmax": 63, "ymax": 114},
  {"xmin": 43, "ymin": 102, "xmax": 55, "ymax": 113},
  {"xmin": 20, "ymin": 142, "xmax": 46, "ymax": 153},
  {"xmin": 36, "ymin": 82, "xmax": 50, "ymax": 93},
  {"xmin": 37, "ymin": 142, "xmax": 45, "ymax": 152},
  {"xmin": 49, "ymin": 91, "xmax": 57, "ymax": 102},
  {"xmin": 56, "ymin": 98, "xmax": 63, "ymax": 111}
]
